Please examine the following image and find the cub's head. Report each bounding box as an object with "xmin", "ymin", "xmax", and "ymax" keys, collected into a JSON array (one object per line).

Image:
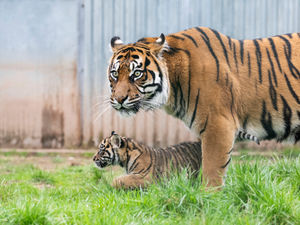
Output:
[
  {"xmin": 108, "ymin": 34, "xmax": 169, "ymax": 116},
  {"xmin": 93, "ymin": 131, "xmax": 126, "ymax": 168}
]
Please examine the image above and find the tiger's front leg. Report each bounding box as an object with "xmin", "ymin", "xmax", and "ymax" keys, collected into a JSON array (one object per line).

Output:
[
  {"xmin": 112, "ymin": 174, "xmax": 150, "ymax": 189},
  {"xmin": 200, "ymin": 116, "xmax": 236, "ymax": 188}
]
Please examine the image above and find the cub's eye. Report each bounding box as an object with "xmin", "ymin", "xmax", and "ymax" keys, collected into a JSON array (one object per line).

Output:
[
  {"xmin": 133, "ymin": 70, "xmax": 143, "ymax": 80},
  {"xmin": 110, "ymin": 71, "xmax": 118, "ymax": 80}
]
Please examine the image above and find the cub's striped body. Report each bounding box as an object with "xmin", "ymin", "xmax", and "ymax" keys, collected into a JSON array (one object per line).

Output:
[
  {"xmin": 107, "ymin": 27, "xmax": 300, "ymax": 188},
  {"xmin": 93, "ymin": 132, "xmax": 202, "ymax": 189}
]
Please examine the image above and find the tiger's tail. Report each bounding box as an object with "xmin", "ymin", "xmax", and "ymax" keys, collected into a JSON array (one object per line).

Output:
[{"xmin": 237, "ymin": 130, "xmax": 260, "ymax": 145}]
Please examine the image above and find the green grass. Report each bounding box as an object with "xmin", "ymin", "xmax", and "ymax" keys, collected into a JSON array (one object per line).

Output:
[{"xmin": 0, "ymin": 155, "xmax": 299, "ymax": 225}]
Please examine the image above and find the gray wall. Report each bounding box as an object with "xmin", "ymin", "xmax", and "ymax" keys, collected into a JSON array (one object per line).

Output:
[
  {"xmin": 0, "ymin": 0, "xmax": 81, "ymax": 148},
  {"xmin": 1, "ymin": 0, "xmax": 300, "ymax": 148}
]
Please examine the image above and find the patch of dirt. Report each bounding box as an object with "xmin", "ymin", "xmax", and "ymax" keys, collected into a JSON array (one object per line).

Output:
[
  {"xmin": 33, "ymin": 183, "xmax": 54, "ymax": 189},
  {"xmin": 0, "ymin": 153, "xmax": 93, "ymax": 171}
]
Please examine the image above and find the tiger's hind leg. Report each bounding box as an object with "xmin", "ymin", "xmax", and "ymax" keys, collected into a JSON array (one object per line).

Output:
[
  {"xmin": 112, "ymin": 174, "xmax": 151, "ymax": 189},
  {"xmin": 200, "ymin": 116, "xmax": 236, "ymax": 189}
]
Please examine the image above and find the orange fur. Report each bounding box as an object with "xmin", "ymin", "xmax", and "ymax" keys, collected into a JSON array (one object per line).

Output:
[{"xmin": 107, "ymin": 27, "xmax": 300, "ymax": 188}]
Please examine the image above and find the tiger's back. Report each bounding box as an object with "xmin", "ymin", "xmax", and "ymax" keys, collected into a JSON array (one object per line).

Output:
[
  {"xmin": 162, "ymin": 28, "xmax": 300, "ymax": 143},
  {"xmin": 138, "ymin": 142, "xmax": 202, "ymax": 179}
]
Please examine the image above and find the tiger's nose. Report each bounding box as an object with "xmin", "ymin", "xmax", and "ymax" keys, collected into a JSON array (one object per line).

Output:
[{"xmin": 116, "ymin": 95, "xmax": 128, "ymax": 104}]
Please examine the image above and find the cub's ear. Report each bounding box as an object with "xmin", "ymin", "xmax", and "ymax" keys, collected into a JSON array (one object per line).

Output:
[
  {"xmin": 111, "ymin": 134, "xmax": 122, "ymax": 149},
  {"xmin": 110, "ymin": 36, "xmax": 124, "ymax": 52},
  {"xmin": 150, "ymin": 33, "xmax": 167, "ymax": 56}
]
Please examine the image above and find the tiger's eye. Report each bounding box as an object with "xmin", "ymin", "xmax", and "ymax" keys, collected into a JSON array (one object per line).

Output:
[
  {"xmin": 134, "ymin": 71, "xmax": 143, "ymax": 77},
  {"xmin": 110, "ymin": 71, "xmax": 118, "ymax": 79}
]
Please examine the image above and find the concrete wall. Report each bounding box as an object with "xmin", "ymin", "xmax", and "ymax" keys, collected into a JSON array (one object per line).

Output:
[{"xmin": 0, "ymin": 0, "xmax": 81, "ymax": 148}]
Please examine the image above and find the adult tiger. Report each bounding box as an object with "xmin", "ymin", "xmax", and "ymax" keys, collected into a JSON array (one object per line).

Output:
[{"xmin": 107, "ymin": 27, "xmax": 300, "ymax": 188}]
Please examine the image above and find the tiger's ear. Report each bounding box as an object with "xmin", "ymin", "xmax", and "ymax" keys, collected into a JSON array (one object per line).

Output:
[
  {"xmin": 111, "ymin": 36, "xmax": 124, "ymax": 52},
  {"xmin": 110, "ymin": 133, "xmax": 122, "ymax": 149},
  {"xmin": 150, "ymin": 33, "xmax": 167, "ymax": 56}
]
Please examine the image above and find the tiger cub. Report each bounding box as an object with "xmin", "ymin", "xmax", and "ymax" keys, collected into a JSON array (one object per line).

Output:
[
  {"xmin": 93, "ymin": 131, "xmax": 202, "ymax": 189},
  {"xmin": 93, "ymin": 131, "xmax": 260, "ymax": 189}
]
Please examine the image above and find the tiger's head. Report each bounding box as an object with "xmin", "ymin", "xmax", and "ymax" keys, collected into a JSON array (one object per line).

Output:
[
  {"xmin": 108, "ymin": 34, "xmax": 169, "ymax": 116},
  {"xmin": 93, "ymin": 131, "xmax": 127, "ymax": 168}
]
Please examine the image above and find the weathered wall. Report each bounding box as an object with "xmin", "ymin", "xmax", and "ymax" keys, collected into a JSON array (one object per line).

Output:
[{"xmin": 0, "ymin": 0, "xmax": 81, "ymax": 148}]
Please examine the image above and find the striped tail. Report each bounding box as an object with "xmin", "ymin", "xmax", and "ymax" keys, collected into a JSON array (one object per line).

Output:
[{"xmin": 237, "ymin": 130, "xmax": 260, "ymax": 145}]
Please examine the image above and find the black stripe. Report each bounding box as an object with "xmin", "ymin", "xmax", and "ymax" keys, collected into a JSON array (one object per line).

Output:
[
  {"xmin": 221, "ymin": 157, "xmax": 231, "ymax": 169},
  {"xmin": 225, "ymin": 73, "xmax": 229, "ymax": 86},
  {"xmin": 169, "ymin": 147, "xmax": 180, "ymax": 170},
  {"xmin": 164, "ymin": 147, "xmax": 174, "ymax": 171},
  {"xmin": 182, "ymin": 143, "xmax": 201, "ymax": 170},
  {"xmin": 280, "ymin": 95, "xmax": 292, "ymax": 141},
  {"xmin": 253, "ymin": 40, "xmax": 263, "ymax": 83},
  {"xmin": 166, "ymin": 47, "xmax": 191, "ymax": 57},
  {"xmin": 182, "ymin": 33, "xmax": 198, "ymax": 47},
  {"xmin": 230, "ymin": 83, "xmax": 236, "ymax": 123},
  {"xmin": 129, "ymin": 162, "xmax": 139, "ymax": 173},
  {"xmin": 243, "ymin": 115, "xmax": 249, "ymax": 129},
  {"xmin": 239, "ymin": 40, "xmax": 244, "ymax": 64},
  {"xmin": 125, "ymin": 148, "xmax": 130, "ymax": 173},
  {"xmin": 298, "ymin": 111, "xmax": 300, "ymax": 119},
  {"xmin": 137, "ymin": 37, "xmax": 147, "ymax": 42},
  {"xmin": 189, "ymin": 89, "xmax": 200, "ymax": 128},
  {"xmin": 227, "ymin": 36, "xmax": 232, "ymax": 50},
  {"xmin": 175, "ymin": 145, "xmax": 188, "ymax": 168},
  {"xmin": 192, "ymin": 142, "xmax": 202, "ymax": 164},
  {"xmin": 260, "ymin": 100, "xmax": 277, "ymax": 139},
  {"xmin": 247, "ymin": 52, "xmax": 251, "ymax": 77},
  {"xmin": 148, "ymin": 70, "xmax": 156, "ymax": 81},
  {"xmin": 297, "ymin": 33, "xmax": 300, "ymax": 38},
  {"xmin": 266, "ymin": 48, "xmax": 278, "ymax": 87},
  {"xmin": 187, "ymin": 63, "xmax": 191, "ymax": 110},
  {"xmin": 284, "ymin": 46, "xmax": 300, "ymax": 79},
  {"xmin": 284, "ymin": 73, "xmax": 300, "ymax": 104},
  {"xmin": 278, "ymin": 35, "xmax": 291, "ymax": 58},
  {"xmin": 128, "ymin": 151, "xmax": 143, "ymax": 172},
  {"xmin": 268, "ymin": 38, "xmax": 282, "ymax": 73},
  {"xmin": 145, "ymin": 57, "xmax": 151, "ymax": 67},
  {"xmin": 184, "ymin": 145, "xmax": 199, "ymax": 172},
  {"xmin": 169, "ymin": 34, "xmax": 185, "ymax": 40},
  {"xmin": 227, "ymin": 148, "xmax": 233, "ymax": 154},
  {"xmin": 176, "ymin": 81, "xmax": 186, "ymax": 119},
  {"xmin": 155, "ymin": 149, "xmax": 163, "ymax": 178},
  {"xmin": 286, "ymin": 33, "xmax": 293, "ymax": 39},
  {"xmin": 200, "ymin": 116, "xmax": 209, "ymax": 135},
  {"xmin": 136, "ymin": 48, "xmax": 144, "ymax": 54},
  {"xmin": 195, "ymin": 27, "xmax": 220, "ymax": 81},
  {"xmin": 171, "ymin": 82, "xmax": 178, "ymax": 113},
  {"xmin": 139, "ymin": 146, "xmax": 153, "ymax": 177},
  {"xmin": 151, "ymin": 148, "xmax": 158, "ymax": 178},
  {"xmin": 210, "ymin": 29, "xmax": 231, "ymax": 68},
  {"xmin": 233, "ymin": 42, "xmax": 239, "ymax": 73},
  {"xmin": 268, "ymin": 70, "xmax": 278, "ymax": 111}
]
